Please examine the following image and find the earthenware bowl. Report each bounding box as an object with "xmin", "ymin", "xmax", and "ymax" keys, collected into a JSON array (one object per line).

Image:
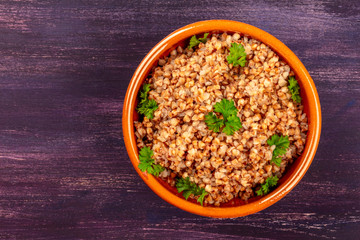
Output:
[{"xmin": 122, "ymin": 20, "xmax": 321, "ymax": 218}]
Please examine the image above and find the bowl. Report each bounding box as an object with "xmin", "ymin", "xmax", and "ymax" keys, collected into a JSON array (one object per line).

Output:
[{"xmin": 122, "ymin": 20, "xmax": 321, "ymax": 218}]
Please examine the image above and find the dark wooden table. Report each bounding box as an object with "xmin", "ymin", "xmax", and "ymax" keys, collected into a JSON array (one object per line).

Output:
[{"xmin": 0, "ymin": 0, "xmax": 359, "ymax": 239}]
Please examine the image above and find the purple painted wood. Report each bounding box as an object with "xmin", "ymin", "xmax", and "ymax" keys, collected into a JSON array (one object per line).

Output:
[{"xmin": 0, "ymin": 0, "xmax": 359, "ymax": 239}]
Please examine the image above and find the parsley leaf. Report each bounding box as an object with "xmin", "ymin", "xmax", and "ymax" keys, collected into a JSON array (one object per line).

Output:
[
  {"xmin": 271, "ymin": 157, "xmax": 282, "ymax": 167},
  {"xmin": 227, "ymin": 42, "xmax": 247, "ymax": 67},
  {"xmin": 256, "ymin": 176, "xmax": 279, "ymax": 196},
  {"xmin": 205, "ymin": 99, "xmax": 242, "ymax": 135},
  {"xmin": 198, "ymin": 33, "xmax": 209, "ymax": 43},
  {"xmin": 188, "ymin": 33, "xmax": 209, "ymax": 49},
  {"xmin": 139, "ymin": 83, "xmax": 151, "ymax": 103},
  {"xmin": 136, "ymin": 84, "xmax": 158, "ymax": 119},
  {"xmin": 214, "ymin": 99, "xmax": 238, "ymax": 120},
  {"xmin": 143, "ymin": 99, "xmax": 158, "ymax": 119},
  {"xmin": 267, "ymin": 134, "xmax": 290, "ymax": 166},
  {"xmin": 175, "ymin": 177, "xmax": 208, "ymax": 206},
  {"xmin": 204, "ymin": 112, "xmax": 225, "ymax": 133},
  {"xmin": 138, "ymin": 147, "xmax": 164, "ymax": 176},
  {"xmin": 223, "ymin": 114, "xmax": 242, "ymax": 135},
  {"xmin": 288, "ymin": 76, "xmax": 302, "ymax": 103},
  {"xmin": 197, "ymin": 190, "xmax": 208, "ymax": 206}
]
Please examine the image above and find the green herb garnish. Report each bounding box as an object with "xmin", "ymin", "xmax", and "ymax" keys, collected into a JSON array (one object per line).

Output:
[
  {"xmin": 176, "ymin": 177, "xmax": 208, "ymax": 206},
  {"xmin": 204, "ymin": 112, "xmax": 224, "ymax": 133},
  {"xmin": 267, "ymin": 134, "xmax": 290, "ymax": 166},
  {"xmin": 136, "ymin": 83, "xmax": 158, "ymax": 119},
  {"xmin": 223, "ymin": 114, "xmax": 242, "ymax": 136},
  {"xmin": 213, "ymin": 98, "xmax": 238, "ymax": 119},
  {"xmin": 205, "ymin": 99, "xmax": 242, "ymax": 135},
  {"xmin": 256, "ymin": 176, "xmax": 279, "ymax": 196},
  {"xmin": 227, "ymin": 42, "xmax": 247, "ymax": 67},
  {"xmin": 188, "ymin": 33, "xmax": 209, "ymax": 49},
  {"xmin": 288, "ymin": 76, "xmax": 302, "ymax": 103},
  {"xmin": 138, "ymin": 147, "xmax": 164, "ymax": 176}
]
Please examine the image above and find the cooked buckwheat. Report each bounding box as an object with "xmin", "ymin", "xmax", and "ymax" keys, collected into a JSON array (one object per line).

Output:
[{"xmin": 134, "ymin": 32, "xmax": 308, "ymax": 206}]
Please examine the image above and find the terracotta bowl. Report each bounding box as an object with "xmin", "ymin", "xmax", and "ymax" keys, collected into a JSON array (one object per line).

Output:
[{"xmin": 122, "ymin": 20, "xmax": 321, "ymax": 218}]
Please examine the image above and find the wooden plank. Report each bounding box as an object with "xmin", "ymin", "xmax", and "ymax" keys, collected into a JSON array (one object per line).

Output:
[{"xmin": 0, "ymin": 0, "xmax": 359, "ymax": 239}]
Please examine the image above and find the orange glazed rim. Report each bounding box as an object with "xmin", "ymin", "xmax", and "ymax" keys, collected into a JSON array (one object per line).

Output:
[{"xmin": 123, "ymin": 20, "xmax": 321, "ymax": 218}]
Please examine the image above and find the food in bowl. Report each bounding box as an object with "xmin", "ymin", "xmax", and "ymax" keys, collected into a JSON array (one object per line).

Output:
[{"xmin": 133, "ymin": 32, "xmax": 308, "ymax": 207}]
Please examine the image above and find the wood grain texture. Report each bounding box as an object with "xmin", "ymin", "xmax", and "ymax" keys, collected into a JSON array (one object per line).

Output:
[{"xmin": 0, "ymin": 0, "xmax": 359, "ymax": 239}]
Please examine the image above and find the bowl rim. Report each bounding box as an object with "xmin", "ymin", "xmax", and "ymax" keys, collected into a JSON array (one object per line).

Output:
[{"xmin": 122, "ymin": 20, "xmax": 321, "ymax": 218}]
